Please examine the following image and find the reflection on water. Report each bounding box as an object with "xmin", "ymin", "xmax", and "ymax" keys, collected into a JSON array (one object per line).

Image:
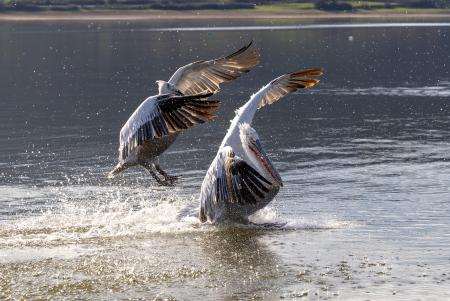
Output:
[
  {"xmin": 200, "ymin": 230, "xmax": 280, "ymax": 300},
  {"xmin": 0, "ymin": 19, "xmax": 450, "ymax": 300},
  {"xmin": 311, "ymin": 81, "xmax": 450, "ymax": 97}
]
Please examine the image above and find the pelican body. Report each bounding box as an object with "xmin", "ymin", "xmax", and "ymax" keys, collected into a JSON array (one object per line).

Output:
[
  {"xmin": 199, "ymin": 68, "xmax": 323, "ymax": 223},
  {"xmin": 108, "ymin": 42, "xmax": 259, "ymax": 185}
]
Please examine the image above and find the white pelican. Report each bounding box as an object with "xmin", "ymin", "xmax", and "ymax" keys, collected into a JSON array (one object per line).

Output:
[
  {"xmin": 199, "ymin": 68, "xmax": 323, "ymax": 223},
  {"xmin": 108, "ymin": 42, "xmax": 259, "ymax": 185}
]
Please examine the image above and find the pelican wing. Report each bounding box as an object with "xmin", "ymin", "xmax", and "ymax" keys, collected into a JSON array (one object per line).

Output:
[
  {"xmin": 168, "ymin": 41, "xmax": 259, "ymax": 96},
  {"xmin": 200, "ymin": 146, "xmax": 278, "ymax": 221},
  {"xmin": 223, "ymin": 152, "xmax": 277, "ymax": 205},
  {"xmin": 119, "ymin": 93, "xmax": 219, "ymax": 161},
  {"xmin": 257, "ymin": 68, "xmax": 323, "ymax": 109}
]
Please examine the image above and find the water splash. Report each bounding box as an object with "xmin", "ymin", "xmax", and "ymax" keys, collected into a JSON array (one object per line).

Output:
[{"xmin": 0, "ymin": 184, "xmax": 348, "ymax": 254}]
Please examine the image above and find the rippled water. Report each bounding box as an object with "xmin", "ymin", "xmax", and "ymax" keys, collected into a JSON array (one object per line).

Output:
[{"xmin": 1, "ymin": 19, "xmax": 450, "ymax": 300}]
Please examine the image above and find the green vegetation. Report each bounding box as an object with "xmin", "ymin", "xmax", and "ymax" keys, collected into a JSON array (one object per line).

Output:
[
  {"xmin": 258, "ymin": 1, "xmax": 449, "ymax": 13},
  {"xmin": 256, "ymin": 1, "xmax": 449, "ymax": 13},
  {"xmin": 343, "ymin": 1, "xmax": 390, "ymax": 8},
  {"xmin": 255, "ymin": 3, "xmax": 315, "ymax": 12}
]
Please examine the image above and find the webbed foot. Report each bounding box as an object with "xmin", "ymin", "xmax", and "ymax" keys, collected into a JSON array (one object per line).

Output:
[{"xmin": 155, "ymin": 163, "xmax": 180, "ymax": 186}]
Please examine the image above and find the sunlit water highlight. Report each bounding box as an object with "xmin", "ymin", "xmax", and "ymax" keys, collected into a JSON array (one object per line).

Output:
[{"xmin": 147, "ymin": 22, "xmax": 450, "ymax": 32}]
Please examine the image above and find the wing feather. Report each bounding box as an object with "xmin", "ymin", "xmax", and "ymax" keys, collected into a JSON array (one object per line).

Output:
[
  {"xmin": 200, "ymin": 146, "xmax": 278, "ymax": 208},
  {"xmin": 119, "ymin": 93, "xmax": 219, "ymax": 162},
  {"xmin": 257, "ymin": 68, "xmax": 324, "ymax": 109},
  {"xmin": 168, "ymin": 41, "xmax": 260, "ymax": 96}
]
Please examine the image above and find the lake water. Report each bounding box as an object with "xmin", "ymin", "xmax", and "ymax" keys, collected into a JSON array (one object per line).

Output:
[{"xmin": 0, "ymin": 18, "xmax": 450, "ymax": 300}]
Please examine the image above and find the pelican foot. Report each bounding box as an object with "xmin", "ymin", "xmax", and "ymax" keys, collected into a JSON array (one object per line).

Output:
[
  {"xmin": 158, "ymin": 180, "xmax": 174, "ymax": 186},
  {"xmin": 143, "ymin": 165, "xmax": 174, "ymax": 186},
  {"xmin": 152, "ymin": 163, "xmax": 181, "ymax": 186},
  {"xmin": 162, "ymin": 174, "xmax": 180, "ymax": 186}
]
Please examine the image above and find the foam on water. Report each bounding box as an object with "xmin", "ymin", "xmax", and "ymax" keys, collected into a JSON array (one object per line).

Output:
[{"xmin": 249, "ymin": 207, "xmax": 349, "ymax": 230}]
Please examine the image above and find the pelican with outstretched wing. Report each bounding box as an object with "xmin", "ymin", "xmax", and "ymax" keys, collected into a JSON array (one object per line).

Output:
[
  {"xmin": 199, "ymin": 68, "xmax": 323, "ymax": 223},
  {"xmin": 108, "ymin": 42, "xmax": 260, "ymax": 186}
]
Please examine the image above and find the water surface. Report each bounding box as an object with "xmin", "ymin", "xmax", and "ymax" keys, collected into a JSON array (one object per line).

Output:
[{"xmin": 0, "ymin": 19, "xmax": 449, "ymax": 300}]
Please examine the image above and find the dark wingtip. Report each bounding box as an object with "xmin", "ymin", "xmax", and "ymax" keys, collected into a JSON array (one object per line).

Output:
[
  {"xmin": 198, "ymin": 91, "xmax": 214, "ymax": 98},
  {"xmin": 225, "ymin": 40, "xmax": 255, "ymax": 59}
]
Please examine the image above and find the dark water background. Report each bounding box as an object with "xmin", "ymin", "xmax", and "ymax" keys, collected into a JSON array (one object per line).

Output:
[{"xmin": 0, "ymin": 19, "xmax": 449, "ymax": 300}]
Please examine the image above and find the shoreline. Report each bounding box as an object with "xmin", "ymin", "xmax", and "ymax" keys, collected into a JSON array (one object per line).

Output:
[{"xmin": 1, "ymin": 10, "xmax": 450, "ymax": 22}]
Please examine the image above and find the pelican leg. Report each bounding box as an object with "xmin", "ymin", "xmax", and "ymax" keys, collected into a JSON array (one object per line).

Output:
[
  {"xmin": 154, "ymin": 163, "xmax": 179, "ymax": 185},
  {"xmin": 142, "ymin": 162, "xmax": 168, "ymax": 186}
]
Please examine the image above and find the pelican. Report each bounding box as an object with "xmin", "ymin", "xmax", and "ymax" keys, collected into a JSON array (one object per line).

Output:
[
  {"xmin": 199, "ymin": 68, "xmax": 323, "ymax": 223},
  {"xmin": 108, "ymin": 42, "xmax": 259, "ymax": 185}
]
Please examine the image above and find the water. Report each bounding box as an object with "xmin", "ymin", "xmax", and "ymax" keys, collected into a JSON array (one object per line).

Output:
[{"xmin": 1, "ymin": 19, "xmax": 450, "ymax": 300}]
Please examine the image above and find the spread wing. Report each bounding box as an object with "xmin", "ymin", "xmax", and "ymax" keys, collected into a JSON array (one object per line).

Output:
[
  {"xmin": 199, "ymin": 146, "xmax": 279, "ymax": 221},
  {"xmin": 119, "ymin": 93, "xmax": 219, "ymax": 162},
  {"xmin": 168, "ymin": 41, "xmax": 259, "ymax": 96},
  {"xmin": 257, "ymin": 68, "xmax": 323, "ymax": 109}
]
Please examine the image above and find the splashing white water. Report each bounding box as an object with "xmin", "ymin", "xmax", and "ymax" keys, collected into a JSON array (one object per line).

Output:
[{"xmin": 0, "ymin": 184, "xmax": 349, "ymax": 254}]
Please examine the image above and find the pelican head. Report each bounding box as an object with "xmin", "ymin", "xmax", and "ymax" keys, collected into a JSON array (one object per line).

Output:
[
  {"xmin": 156, "ymin": 80, "xmax": 182, "ymax": 95},
  {"xmin": 239, "ymin": 123, "xmax": 283, "ymax": 187},
  {"xmin": 156, "ymin": 80, "xmax": 169, "ymax": 94}
]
